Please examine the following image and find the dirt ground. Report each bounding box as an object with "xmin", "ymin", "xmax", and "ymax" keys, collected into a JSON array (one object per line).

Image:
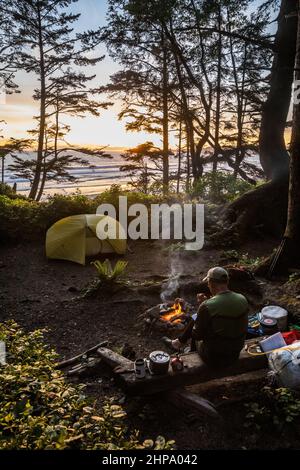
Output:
[{"xmin": 1, "ymin": 237, "xmax": 300, "ymax": 449}]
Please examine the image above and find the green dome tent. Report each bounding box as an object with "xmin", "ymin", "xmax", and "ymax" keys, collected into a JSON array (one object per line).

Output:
[{"xmin": 46, "ymin": 214, "xmax": 126, "ymax": 265}]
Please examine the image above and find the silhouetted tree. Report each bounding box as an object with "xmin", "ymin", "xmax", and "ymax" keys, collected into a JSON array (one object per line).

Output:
[
  {"xmin": 5, "ymin": 0, "xmax": 108, "ymax": 199},
  {"xmin": 120, "ymin": 142, "xmax": 165, "ymax": 194},
  {"xmin": 102, "ymin": 0, "xmax": 174, "ymax": 192}
]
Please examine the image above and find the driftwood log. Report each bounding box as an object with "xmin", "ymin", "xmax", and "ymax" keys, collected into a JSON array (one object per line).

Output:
[
  {"xmin": 187, "ymin": 368, "xmax": 267, "ymax": 397},
  {"xmin": 97, "ymin": 345, "xmax": 267, "ymax": 396},
  {"xmin": 116, "ymin": 352, "xmax": 266, "ymax": 396},
  {"xmin": 97, "ymin": 340, "xmax": 267, "ymax": 419}
]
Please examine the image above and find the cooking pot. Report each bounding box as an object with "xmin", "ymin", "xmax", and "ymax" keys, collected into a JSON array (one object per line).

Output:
[
  {"xmin": 260, "ymin": 306, "xmax": 288, "ymax": 332},
  {"xmin": 259, "ymin": 317, "xmax": 278, "ymax": 336},
  {"xmin": 149, "ymin": 350, "xmax": 170, "ymax": 375}
]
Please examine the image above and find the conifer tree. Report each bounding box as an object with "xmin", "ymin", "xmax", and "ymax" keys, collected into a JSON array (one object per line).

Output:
[{"xmin": 4, "ymin": 0, "xmax": 109, "ymax": 199}]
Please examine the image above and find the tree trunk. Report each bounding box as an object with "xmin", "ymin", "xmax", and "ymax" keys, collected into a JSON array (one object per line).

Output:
[
  {"xmin": 285, "ymin": 3, "xmax": 300, "ymax": 235},
  {"xmin": 1, "ymin": 156, "xmax": 4, "ymax": 184},
  {"xmin": 29, "ymin": 5, "xmax": 46, "ymax": 200},
  {"xmin": 259, "ymin": 0, "xmax": 298, "ymax": 181},
  {"xmin": 209, "ymin": 1, "xmax": 298, "ymax": 249},
  {"xmin": 36, "ymin": 161, "xmax": 47, "ymax": 202},
  {"xmin": 213, "ymin": 4, "xmax": 222, "ymax": 173},
  {"xmin": 227, "ymin": 7, "xmax": 245, "ymax": 179},
  {"xmin": 281, "ymin": 1, "xmax": 300, "ymax": 265},
  {"xmin": 254, "ymin": 3, "xmax": 300, "ymax": 276},
  {"xmin": 186, "ymin": 126, "xmax": 191, "ymax": 191},
  {"xmin": 172, "ymin": 52, "xmax": 202, "ymax": 180},
  {"xmin": 162, "ymin": 30, "xmax": 169, "ymax": 193},
  {"xmin": 36, "ymin": 130, "xmax": 49, "ymax": 202},
  {"xmin": 233, "ymin": 43, "xmax": 247, "ymax": 179},
  {"xmin": 177, "ymin": 113, "xmax": 182, "ymax": 193},
  {"xmin": 166, "ymin": 22, "xmax": 204, "ymax": 180}
]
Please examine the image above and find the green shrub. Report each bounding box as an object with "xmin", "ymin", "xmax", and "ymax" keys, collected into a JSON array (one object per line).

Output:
[
  {"xmin": 0, "ymin": 195, "xmax": 41, "ymax": 240},
  {"xmin": 191, "ymin": 171, "xmax": 254, "ymax": 204},
  {"xmin": 244, "ymin": 386, "xmax": 300, "ymax": 432},
  {"xmin": 93, "ymin": 184, "xmax": 166, "ymax": 217},
  {"xmin": 221, "ymin": 250, "xmax": 262, "ymax": 267},
  {"xmin": 0, "ymin": 183, "xmax": 27, "ymax": 199},
  {"xmin": 0, "ymin": 186, "xmax": 168, "ymax": 242},
  {"xmin": 0, "ymin": 321, "xmax": 174, "ymax": 450},
  {"xmin": 0, "ymin": 193, "xmax": 94, "ymax": 241}
]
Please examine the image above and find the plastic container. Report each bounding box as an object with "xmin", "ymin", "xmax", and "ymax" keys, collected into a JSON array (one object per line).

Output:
[
  {"xmin": 259, "ymin": 332, "xmax": 286, "ymax": 352},
  {"xmin": 282, "ymin": 330, "xmax": 300, "ymax": 345},
  {"xmin": 260, "ymin": 306, "xmax": 288, "ymax": 332}
]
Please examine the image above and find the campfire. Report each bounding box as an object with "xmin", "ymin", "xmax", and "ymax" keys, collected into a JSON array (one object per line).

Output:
[
  {"xmin": 160, "ymin": 301, "xmax": 185, "ymax": 324},
  {"xmin": 140, "ymin": 299, "xmax": 193, "ymax": 336},
  {"xmin": 139, "ymin": 261, "xmax": 195, "ymax": 335}
]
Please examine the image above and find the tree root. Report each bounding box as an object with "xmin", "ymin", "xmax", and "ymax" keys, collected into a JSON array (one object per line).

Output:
[{"xmin": 207, "ymin": 178, "xmax": 289, "ymax": 247}]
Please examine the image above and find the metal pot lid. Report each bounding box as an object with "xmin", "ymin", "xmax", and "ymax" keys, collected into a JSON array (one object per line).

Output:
[
  {"xmin": 260, "ymin": 318, "xmax": 277, "ymax": 326},
  {"xmin": 149, "ymin": 350, "xmax": 170, "ymax": 363}
]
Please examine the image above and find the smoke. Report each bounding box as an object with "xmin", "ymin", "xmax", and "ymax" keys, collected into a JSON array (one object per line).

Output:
[{"xmin": 160, "ymin": 252, "xmax": 183, "ymax": 303}]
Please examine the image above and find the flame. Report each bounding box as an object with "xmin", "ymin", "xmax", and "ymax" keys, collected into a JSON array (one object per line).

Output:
[{"xmin": 161, "ymin": 302, "xmax": 183, "ymax": 324}]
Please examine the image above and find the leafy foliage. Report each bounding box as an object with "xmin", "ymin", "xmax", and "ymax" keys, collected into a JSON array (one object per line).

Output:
[
  {"xmin": 244, "ymin": 386, "xmax": 300, "ymax": 432},
  {"xmin": 0, "ymin": 183, "xmax": 26, "ymax": 199},
  {"xmin": 0, "ymin": 186, "xmax": 166, "ymax": 242},
  {"xmin": 221, "ymin": 249, "xmax": 262, "ymax": 267},
  {"xmin": 0, "ymin": 321, "xmax": 174, "ymax": 450},
  {"xmin": 91, "ymin": 259, "xmax": 128, "ymax": 283},
  {"xmin": 288, "ymin": 272, "xmax": 300, "ymax": 283},
  {"xmin": 190, "ymin": 172, "xmax": 254, "ymax": 203}
]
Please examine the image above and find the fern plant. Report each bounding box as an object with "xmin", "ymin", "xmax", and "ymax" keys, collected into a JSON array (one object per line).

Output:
[{"xmin": 91, "ymin": 259, "xmax": 128, "ymax": 283}]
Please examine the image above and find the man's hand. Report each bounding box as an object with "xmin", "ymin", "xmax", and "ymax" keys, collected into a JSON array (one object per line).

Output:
[{"xmin": 197, "ymin": 293, "xmax": 208, "ymax": 304}]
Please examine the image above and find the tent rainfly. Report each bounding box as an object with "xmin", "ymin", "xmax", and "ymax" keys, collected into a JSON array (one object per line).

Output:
[{"xmin": 46, "ymin": 214, "xmax": 126, "ymax": 265}]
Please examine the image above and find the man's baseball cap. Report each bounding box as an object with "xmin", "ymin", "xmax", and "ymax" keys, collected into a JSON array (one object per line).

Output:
[{"xmin": 202, "ymin": 267, "xmax": 229, "ymax": 283}]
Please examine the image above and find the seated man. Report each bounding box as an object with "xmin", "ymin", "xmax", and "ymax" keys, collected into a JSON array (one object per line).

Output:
[{"xmin": 164, "ymin": 267, "xmax": 249, "ymax": 368}]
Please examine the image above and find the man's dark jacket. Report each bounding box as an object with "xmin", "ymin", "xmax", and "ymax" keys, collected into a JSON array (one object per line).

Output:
[{"xmin": 192, "ymin": 291, "xmax": 249, "ymax": 368}]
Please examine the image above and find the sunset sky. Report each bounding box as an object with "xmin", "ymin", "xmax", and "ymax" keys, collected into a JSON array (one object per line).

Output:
[
  {"xmin": 1, "ymin": 0, "xmax": 161, "ymax": 150},
  {"xmin": 1, "ymin": 0, "xmax": 273, "ymax": 151}
]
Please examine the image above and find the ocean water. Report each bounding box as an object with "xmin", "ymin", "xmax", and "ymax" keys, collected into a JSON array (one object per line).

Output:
[
  {"xmin": 4, "ymin": 150, "xmax": 261, "ymax": 198},
  {"xmin": 3, "ymin": 151, "xmax": 183, "ymax": 198},
  {"xmin": 4, "ymin": 151, "xmax": 138, "ymax": 198}
]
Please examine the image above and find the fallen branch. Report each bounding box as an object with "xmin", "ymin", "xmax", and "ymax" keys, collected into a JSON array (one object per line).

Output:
[
  {"xmin": 56, "ymin": 341, "xmax": 108, "ymax": 370},
  {"xmin": 66, "ymin": 358, "xmax": 103, "ymax": 378}
]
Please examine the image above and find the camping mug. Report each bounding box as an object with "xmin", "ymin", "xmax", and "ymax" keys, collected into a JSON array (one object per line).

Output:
[{"xmin": 134, "ymin": 358, "xmax": 146, "ymax": 379}]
